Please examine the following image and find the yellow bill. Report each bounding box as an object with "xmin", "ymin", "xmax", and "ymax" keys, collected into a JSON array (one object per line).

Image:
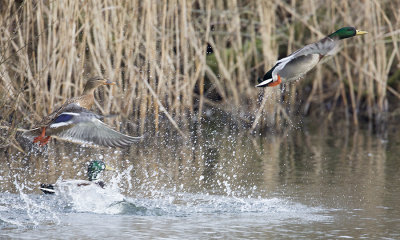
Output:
[
  {"xmin": 105, "ymin": 165, "xmax": 115, "ymax": 171},
  {"xmin": 356, "ymin": 30, "xmax": 368, "ymax": 35}
]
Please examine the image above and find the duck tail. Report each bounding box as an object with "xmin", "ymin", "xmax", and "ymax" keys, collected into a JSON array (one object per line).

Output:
[
  {"xmin": 22, "ymin": 128, "xmax": 42, "ymax": 140},
  {"xmin": 256, "ymin": 64, "xmax": 278, "ymax": 87},
  {"xmin": 40, "ymin": 183, "xmax": 55, "ymax": 194},
  {"xmin": 256, "ymin": 78, "xmax": 274, "ymax": 87}
]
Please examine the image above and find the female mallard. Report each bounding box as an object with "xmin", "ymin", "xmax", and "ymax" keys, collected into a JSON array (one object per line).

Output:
[
  {"xmin": 24, "ymin": 76, "xmax": 141, "ymax": 148},
  {"xmin": 256, "ymin": 27, "xmax": 368, "ymax": 87},
  {"xmin": 40, "ymin": 160, "xmax": 114, "ymax": 194}
]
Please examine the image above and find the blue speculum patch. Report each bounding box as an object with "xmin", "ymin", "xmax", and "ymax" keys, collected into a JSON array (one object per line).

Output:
[{"xmin": 53, "ymin": 114, "xmax": 74, "ymax": 123}]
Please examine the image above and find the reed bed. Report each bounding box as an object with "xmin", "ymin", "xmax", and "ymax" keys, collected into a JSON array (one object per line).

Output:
[{"xmin": 0, "ymin": 0, "xmax": 399, "ymax": 143}]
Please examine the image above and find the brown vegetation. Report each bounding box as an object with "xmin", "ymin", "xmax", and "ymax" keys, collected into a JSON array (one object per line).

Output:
[{"xmin": 1, "ymin": 0, "xmax": 399, "ymax": 143}]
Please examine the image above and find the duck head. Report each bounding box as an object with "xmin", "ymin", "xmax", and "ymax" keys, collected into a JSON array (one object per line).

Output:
[
  {"xmin": 87, "ymin": 160, "xmax": 114, "ymax": 181},
  {"xmin": 82, "ymin": 76, "xmax": 115, "ymax": 94},
  {"xmin": 328, "ymin": 27, "xmax": 368, "ymax": 40}
]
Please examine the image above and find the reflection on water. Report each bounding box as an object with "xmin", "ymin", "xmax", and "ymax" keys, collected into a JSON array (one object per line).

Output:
[{"xmin": 1, "ymin": 122, "xmax": 400, "ymax": 238}]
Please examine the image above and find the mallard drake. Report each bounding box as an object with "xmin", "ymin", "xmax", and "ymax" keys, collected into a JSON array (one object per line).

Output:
[
  {"xmin": 24, "ymin": 76, "xmax": 141, "ymax": 148},
  {"xmin": 40, "ymin": 160, "xmax": 114, "ymax": 194},
  {"xmin": 256, "ymin": 27, "xmax": 368, "ymax": 87}
]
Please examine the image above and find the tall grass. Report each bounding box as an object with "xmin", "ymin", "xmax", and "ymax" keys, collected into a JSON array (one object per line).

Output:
[{"xmin": 0, "ymin": 0, "xmax": 399, "ymax": 141}]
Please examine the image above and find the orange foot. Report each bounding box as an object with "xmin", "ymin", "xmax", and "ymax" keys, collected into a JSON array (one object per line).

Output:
[
  {"xmin": 267, "ymin": 75, "xmax": 282, "ymax": 87},
  {"xmin": 33, "ymin": 127, "xmax": 46, "ymax": 143},
  {"xmin": 33, "ymin": 128, "xmax": 51, "ymax": 146},
  {"xmin": 39, "ymin": 136, "xmax": 51, "ymax": 146}
]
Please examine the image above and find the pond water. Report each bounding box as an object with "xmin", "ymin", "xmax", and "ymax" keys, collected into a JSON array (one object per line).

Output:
[{"xmin": 1, "ymin": 122, "xmax": 399, "ymax": 239}]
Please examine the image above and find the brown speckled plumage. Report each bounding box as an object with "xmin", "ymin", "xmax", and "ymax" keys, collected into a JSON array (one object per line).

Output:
[
  {"xmin": 24, "ymin": 76, "xmax": 119, "ymax": 146},
  {"xmin": 35, "ymin": 76, "xmax": 112, "ymax": 128},
  {"xmin": 24, "ymin": 76, "xmax": 141, "ymax": 148}
]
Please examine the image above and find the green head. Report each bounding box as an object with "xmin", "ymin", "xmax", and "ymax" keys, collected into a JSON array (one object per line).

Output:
[
  {"xmin": 87, "ymin": 160, "xmax": 114, "ymax": 181},
  {"xmin": 328, "ymin": 27, "xmax": 368, "ymax": 40}
]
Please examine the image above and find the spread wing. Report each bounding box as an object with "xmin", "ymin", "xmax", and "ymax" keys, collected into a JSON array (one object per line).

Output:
[
  {"xmin": 24, "ymin": 104, "xmax": 141, "ymax": 148},
  {"xmin": 55, "ymin": 115, "xmax": 141, "ymax": 148},
  {"xmin": 277, "ymin": 37, "xmax": 338, "ymax": 64}
]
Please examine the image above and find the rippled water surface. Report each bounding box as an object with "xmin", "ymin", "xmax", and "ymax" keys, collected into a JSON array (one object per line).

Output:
[{"xmin": 1, "ymin": 123, "xmax": 400, "ymax": 239}]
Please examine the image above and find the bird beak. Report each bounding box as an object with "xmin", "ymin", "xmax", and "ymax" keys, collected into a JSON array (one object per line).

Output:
[
  {"xmin": 356, "ymin": 30, "xmax": 368, "ymax": 35},
  {"xmin": 105, "ymin": 165, "xmax": 115, "ymax": 171},
  {"xmin": 103, "ymin": 80, "xmax": 116, "ymax": 85}
]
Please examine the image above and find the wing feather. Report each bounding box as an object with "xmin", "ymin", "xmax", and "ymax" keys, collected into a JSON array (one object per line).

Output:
[
  {"xmin": 277, "ymin": 37, "xmax": 337, "ymax": 64},
  {"xmin": 24, "ymin": 103, "xmax": 141, "ymax": 148},
  {"xmin": 56, "ymin": 116, "xmax": 141, "ymax": 148}
]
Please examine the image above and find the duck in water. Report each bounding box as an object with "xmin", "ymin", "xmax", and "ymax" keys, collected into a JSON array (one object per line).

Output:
[{"xmin": 40, "ymin": 160, "xmax": 114, "ymax": 194}]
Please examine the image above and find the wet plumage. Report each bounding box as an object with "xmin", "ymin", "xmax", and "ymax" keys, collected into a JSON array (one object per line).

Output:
[{"xmin": 40, "ymin": 161, "xmax": 114, "ymax": 194}]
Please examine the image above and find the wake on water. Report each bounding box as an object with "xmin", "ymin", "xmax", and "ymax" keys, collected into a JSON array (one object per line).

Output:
[
  {"xmin": 1, "ymin": 176, "xmax": 332, "ymax": 231},
  {"xmin": 1, "ymin": 146, "xmax": 332, "ymax": 231}
]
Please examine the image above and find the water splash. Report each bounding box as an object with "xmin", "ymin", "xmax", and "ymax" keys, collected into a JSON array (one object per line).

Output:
[
  {"xmin": 0, "ymin": 179, "xmax": 60, "ymax": 229},
  {"xmin": 51, "ymin": 179, "xmax": 124, "ymax": 214}
]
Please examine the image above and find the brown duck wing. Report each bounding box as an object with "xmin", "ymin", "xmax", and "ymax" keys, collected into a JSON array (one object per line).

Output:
[
  {"xmin": 25, "ymin": 104, "xmax": 141, "ymax": 148},
  {"xmin": 35, "ymin": 98, "xmax": 77, "ymax": 127},
  {"xmin": 53, "ymin": 108, "xmax": 141, "ymax": 148},
  {"xmin": 23, "ymin": 103, "xmax": 90, "ymax": 139}
]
